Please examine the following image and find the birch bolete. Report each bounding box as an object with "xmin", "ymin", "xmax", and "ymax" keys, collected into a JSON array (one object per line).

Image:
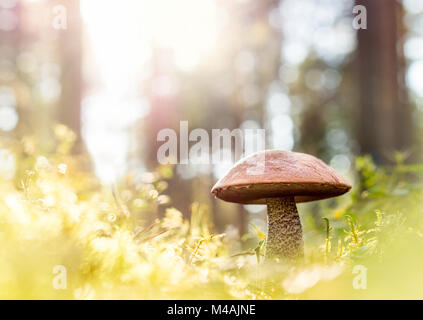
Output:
[{"xmin": 211, "ymin": 150, "xmax": 351, "ymax": 262}]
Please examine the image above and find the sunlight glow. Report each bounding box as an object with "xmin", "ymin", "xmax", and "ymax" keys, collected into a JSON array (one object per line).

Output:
[{"xmin": 81, "ymin": 0, "xmax": 219, "ymax": 183}]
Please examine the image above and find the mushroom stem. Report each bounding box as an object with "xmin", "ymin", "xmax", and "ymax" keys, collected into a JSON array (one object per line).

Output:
[{"xmin": 265, "ymin": 197, "xmax": 304, "ymax": 262}]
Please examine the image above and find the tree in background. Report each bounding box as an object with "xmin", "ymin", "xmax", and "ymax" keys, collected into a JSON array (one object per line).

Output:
[
  {"xmin": 355, "ymin": 0, "xmax": 414, "ymax": 164},
  {"xmin": 0, "ymin": 0, "xmax": 82, "ymax": 152},
  {"xmin": 56, "ymin": 0, "xmax": 82, "ymax": 143}
]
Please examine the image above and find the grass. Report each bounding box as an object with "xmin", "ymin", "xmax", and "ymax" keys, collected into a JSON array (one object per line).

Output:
[{"xmin": 0, "ymin": 126, "xmax": 423, "ymax": 299}]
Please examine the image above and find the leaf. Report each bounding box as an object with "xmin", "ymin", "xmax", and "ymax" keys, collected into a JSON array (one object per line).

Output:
[{"xmin": 250, "ymin": 224, "xmax": 266, "ymax": 240}]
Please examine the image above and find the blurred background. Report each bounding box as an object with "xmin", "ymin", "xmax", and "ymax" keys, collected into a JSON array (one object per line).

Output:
[{"xmin": 0, "ymin": 0, "xmax": 422, "ymax": 237}]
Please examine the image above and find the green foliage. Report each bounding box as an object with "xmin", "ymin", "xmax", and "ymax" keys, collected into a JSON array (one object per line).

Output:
[{"xmin": 0, "ymin": 133, "xmax": 423, "ymax": 299}]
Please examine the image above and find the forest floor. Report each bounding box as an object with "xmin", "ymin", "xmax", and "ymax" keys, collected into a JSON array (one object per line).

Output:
[{"xmin": 0, "ymin": 127, "xmax": 422, "ymax": 299}]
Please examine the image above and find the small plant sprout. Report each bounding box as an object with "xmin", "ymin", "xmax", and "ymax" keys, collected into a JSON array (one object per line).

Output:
[
  {"xmin": 231, "ymin": 240, "xmax": 265, "ymax": 264},
  {"xmin": 344, "ymin": 215, "xmax": 365, "ymax": 252},
  {"xmin": 211, "ymin": 150, "xmax": 351, "ymax": 263},
  {"xmin": 323, "ymin": 217, "xmax": 333, "ymax": 263}
]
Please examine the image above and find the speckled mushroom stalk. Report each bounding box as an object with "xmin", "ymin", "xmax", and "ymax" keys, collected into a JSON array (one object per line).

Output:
[{"xmin": 265, "ymin": 197, "xmax": 303, "ymax": 261}]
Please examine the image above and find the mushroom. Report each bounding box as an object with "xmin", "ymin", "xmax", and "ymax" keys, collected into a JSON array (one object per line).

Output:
[{"xmin": 211, "ymin": 150, "xmax": 351, "ymax": 262}]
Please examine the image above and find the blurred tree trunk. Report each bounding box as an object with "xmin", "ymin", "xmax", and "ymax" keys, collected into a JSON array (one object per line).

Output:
[
  {"xmin": 0, "ymin": 2, "xmax": 21, "ymax": 134},
  {"xmin": 144, "ymin": 49, "xmax": 193, "ymax": 220},
  {"xmin": 300, "ymin": 101, "xmax": 326, "ymax": 157},
  {"xmin": 233, "ymin": 102, "xmax": 247, "ymax": 237},
  {"xmin": 355, "ymin": 0, "xmax": 413, "ymax": 164},
  {"xmin": 57, "ymin": 0, "xmax": 82, "ymax": 145}
]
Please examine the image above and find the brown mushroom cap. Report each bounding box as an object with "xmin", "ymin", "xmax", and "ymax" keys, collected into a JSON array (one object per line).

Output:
[{"xmin": 211, "ymin": 150, "xmax": 351, "ymax": 204}]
